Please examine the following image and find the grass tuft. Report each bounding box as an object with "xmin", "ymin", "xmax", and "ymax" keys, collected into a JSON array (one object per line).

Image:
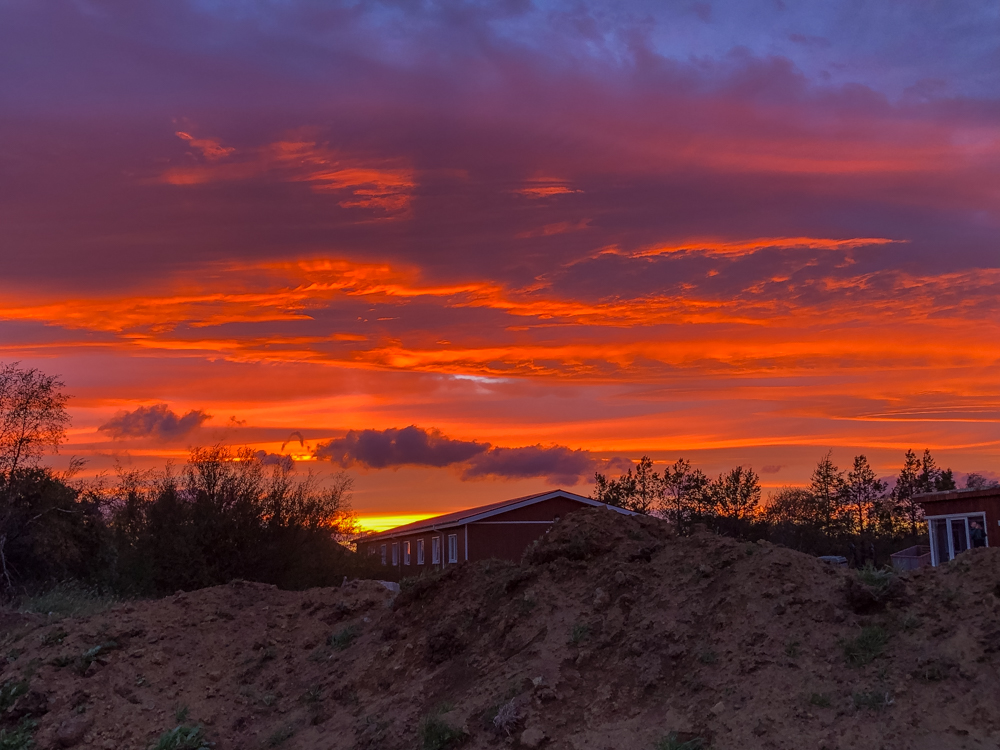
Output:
[
  {"xmin": 420, "ymin": 714, "xmax": 466, "ymax": 750},
  {"xmin": 328, "ymin": 623, "xmax": 361, "ymax": 651},
  {"xmin": 151, "ymin": 724, "xmax": 211, "ymax": 750},
  {"xmin": 842, "ymin": 626, "xmax": 889, "ymax": 667},
  {"xmin": 0, "ymin": 718, "xmax": 37, "ymax": 750},
  {"xmin": 853, "ymin": 690, "xmax": 893, "ymax": 711},
  {"xmin": 655, "ymin": 731, "xmax": 707, "ymax": 750},
  {"xmin": 569, "ymin": 623, "xmax": 590, "ymax": 645}
]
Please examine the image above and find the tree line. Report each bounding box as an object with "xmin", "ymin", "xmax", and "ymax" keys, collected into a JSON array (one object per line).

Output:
[
  {"xmin": 593, "ymin": 450, "xmax": 995, "ymax": 562},
  {"xmin": 0, "ymin": 363, "xmax": 376, "ymax": 597}
]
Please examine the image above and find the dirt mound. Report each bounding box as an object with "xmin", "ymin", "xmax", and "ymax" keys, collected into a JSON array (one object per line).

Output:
[{"xmin": 3, "ymin": 507, "xmax": 1000, "ymax": 749}]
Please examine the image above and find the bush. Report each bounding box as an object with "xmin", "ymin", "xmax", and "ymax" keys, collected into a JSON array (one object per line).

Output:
[
  {"xmin": 655, "ymin": 732, "xmax": 707, "ymax": 750},
  {"xmin": 842, "ymin": 626, "xmax": 889, "ymax": 667},
  {"xmin": 151, "ymin": 724, "xmax": 211, "ymax": 750},
  {"xmin": 419, "ymin": 714, "xmax": 466, "ymax": 750}
]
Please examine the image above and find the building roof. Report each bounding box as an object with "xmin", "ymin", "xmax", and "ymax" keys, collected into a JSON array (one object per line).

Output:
[
  {"xmin": 360, "ymin": 489, "xmax": 637, "ymax": 541},
  {"xmin": 914, "ymin": 486, "xmax": 1000, "ymax": 504}
]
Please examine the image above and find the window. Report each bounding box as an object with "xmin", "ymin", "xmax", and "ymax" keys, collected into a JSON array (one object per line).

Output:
[
  {"xmin": 380, "ymin": 544, "xmax": 387, "ymax": 565},
  {"xmin": 928, "ymin": 513, "xmax": 988, "ymax": 566},
  {"xmin": 447, "ymin": 533, "xmax": 458, "ymax": 564},
  {"xmin": 431, "ymin": 536, "xmax": 441, "ymax": 564},
  {"xmin": 391, "ymin": 542, "xmax": 399, "ymax": 566},
  {"xmin": 417, "ymin": 539, "xmax": 425, "ymax": 565},
  {"xmin": 403, "ymin": 541, "xmax": 411, "ymax": 565}
]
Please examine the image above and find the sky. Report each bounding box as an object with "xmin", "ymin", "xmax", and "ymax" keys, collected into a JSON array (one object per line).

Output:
[{"xmin": 2, "ymin": 0, "xmax": 999, "ymax": 529}]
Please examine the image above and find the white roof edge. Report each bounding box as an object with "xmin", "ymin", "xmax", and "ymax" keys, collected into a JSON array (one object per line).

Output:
[{"xmin": 362, "ymin": 489, "xmax": 638, "ymax": 541}]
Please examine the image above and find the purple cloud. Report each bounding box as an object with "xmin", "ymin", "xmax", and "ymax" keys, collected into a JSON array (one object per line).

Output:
[
  {"xmin": 463, "ymin": 445, "xmax": 598, "ymax": 485},
  {"xmin": 313, "ymin": 426, "xmax": 488, "ymax": 469},
  {"xmin": 99, "ymin": 404, "xmax": 210, "ymax": 440}
]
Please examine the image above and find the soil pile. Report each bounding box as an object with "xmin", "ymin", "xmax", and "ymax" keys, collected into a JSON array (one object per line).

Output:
[{"xmin": 3, "ymin": 507, "xmax": 999, "ymax": 750}]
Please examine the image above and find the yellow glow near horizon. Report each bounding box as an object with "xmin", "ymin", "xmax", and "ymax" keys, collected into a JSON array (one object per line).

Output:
[{"xmin": 356, "ymin": 513, "xmax": 437, "ymax": 533}]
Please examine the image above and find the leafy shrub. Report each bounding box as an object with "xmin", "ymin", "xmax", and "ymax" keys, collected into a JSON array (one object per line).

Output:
[
  {"xmin": 0, "ymin": 719, "xmax": 37, "ymax": 750},
  {"xmin": 328, "ymin": 624, "xmax": 361, "ymax": 651},
  {"xmin": 419, "ymin": 714, "xmax": 466, "ymax": 750},
  {"xmin": 842, "ymin": 626, "xmax": 889, "ymax": 667},
  {"xmin": 151, "ymin": 724, "xmax": 211, "ymax": 750},
  {"xmin": 655, "ymin": 731, "xmax": 707, "ymax": 750}
]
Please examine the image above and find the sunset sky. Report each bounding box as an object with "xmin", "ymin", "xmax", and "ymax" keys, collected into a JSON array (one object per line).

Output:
[{"xmin": 2, "ymin": 0, "xmax": 999, "ymax": 529}]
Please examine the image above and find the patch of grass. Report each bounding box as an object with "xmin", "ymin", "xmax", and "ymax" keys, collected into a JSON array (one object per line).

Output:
[
  {"xmin": 492, "ymin": 698, "xmax": 521, "ymax": 737},
  {"xmin": 784, "ymin": 640, "xmax": 801, "ymax": 659},
  {"xmin": 0, "ymin": 718, "xmax": 37, "ymax": 750},
  {"xmin": 151, "ymin": 724, "xmax": 211, "ymax": 750},
  {"xmin": 75, "ymin": 641, "xmax": 119, "ymax": 675},
  {"xmin": 40, "ymin": 629, "xmax": 67, "ymax": 647},
  {"xmin": 842, "ymin": 626, "xmax": 889, "ymax": 667},
  {"xmin": 328, "ymin": 623, "xmax": 361, "ymax": 651},
  {"xmin": 568, "ymin": 623, "xmax": 590, "ymax": 645},
  {"xmin": 655, "ymin": 731, "xmax": 707, "ymax": 750},
  {"xmin": 697, "ymin": 650, "xmax": 717, "ymax": 665},
  {"xmin": 266, "ymin": 724, "xmax": 295, "ymax": 747},
  {"xmin": 19, "ymin": 583, "xmax": 116, "ymax": 620},
  {"xmin": 174, "ymin": 706, "xmax": 190, "ymax": 724},
  {"xmin": 419, "ymin": 714, "xmax": 466, "ymax": 750},
  {"xmin": 856, "ymin": 563, "xmax": 895, "ymax": 591},
  {"xmin": 853, "ymin": 690, "xmax": 893, "ymax": 711},
  {"xmin": 808, "ymin": 692, "xmax": 831, "ymax": 708},
  {"xmin": 0, "ymin": 680, "xmax": 28, "ymax": 712}
]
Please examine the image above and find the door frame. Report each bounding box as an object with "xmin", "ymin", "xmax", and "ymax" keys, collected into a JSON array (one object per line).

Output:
[{"xmin": 926, "ymin": 512, "xmax": 988, "ymax": 566}]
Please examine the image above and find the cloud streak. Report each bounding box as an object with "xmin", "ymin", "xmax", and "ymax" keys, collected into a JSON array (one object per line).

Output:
[{"xmin": 99, "ymin": 404, "xmax": 211, "ymax": 441}]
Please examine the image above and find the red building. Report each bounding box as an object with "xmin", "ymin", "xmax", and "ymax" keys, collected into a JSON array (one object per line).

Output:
[
  {"xmin": 915, "ymin": 487, "xmax": 1000, "ymax": 566},
  {"xmin": 358, "ymin": 489, "xmax": 636, "ymax": 575}
]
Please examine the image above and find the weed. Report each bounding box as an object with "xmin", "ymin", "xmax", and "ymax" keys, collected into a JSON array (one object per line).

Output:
[
  {"xmin": 698, "ymin": 650, "xmax": 717, "ymax": 665},
  {"xmin": 40, "ymin": 629, "xmax": 67, "ymax": 647},
  {"xmin": 266, "ymin": 724, "xmax": 295, "ymax": 747},
  {"xmin": 328, "ymin": 624, "xmax": 361, "ymax": 651},
  {"xmin": 20, "ymin": 583, "xmax": 116, "ymax": 620},
  {"xmin": 419, "ymin": 714, "xmax": 466, "ymax": 750},
  {"xmin": 4, "ymin": 650, "xmax": 20, "ymax": 664},
  {"xmin": 261, "ymin": 693, "xmax": 277, "ymax": 707},
  {"xmin": 842, "ymin": 626, "xmax": 889, "ymax": 667},
  {"xmin": 151, "ymin": 724, "xmax": 211, "ymax": 750},
  {"xmin": 0, "ymin": 680, "xmax": 28, "ymax": 712},
  {"xmin": 0, "ymin": 718, "xmax": 37, "ymax": 750},
  {"xmin": 655, "ymin": 731, "xmax": 707, "ymax": 750},
  {"xmin": 492, "ymin": 698, "xmax": 521, "ymax": 736},
  {"xmin": 914, "ymin": 662, "xmax": 946, "ymax": 682},
  {"xmin": 569, "ymin": 623, "xmax": 590, "ymax": 645},
  {"xmin": 784, "ymin": 640, "xmax": 801, "ymax": 659},
  {"xmin": 853, "ymin": 690, "xmax": 893, "ymax": 711},
  {"xmin": 303, "ymin": 687, "xmax": 322, "ymax": 704},
  {"xmin": 856, "ymin": 563, "xmax": 895, "ymax": 591},
  {"xmin": 75, "ymin": 641, "xmax": 119, "ymax": 675},
  {"xmin": 901, "ymin": 614, "xmax": 921, "ymax": 632},
  {"xmin": 808, "ymin": 693, "xmax": 831, "ymax": 708},
  {"xmin": 259, "ymin": 646, "xmax": 277, "ymax": 662},
  {"xmin": 175, "ymin": 706, "xmax": 190, "ymax": 724},
  {"xmin": 50, "ymin": 655, "xmax": 73, "ymax": 669}
]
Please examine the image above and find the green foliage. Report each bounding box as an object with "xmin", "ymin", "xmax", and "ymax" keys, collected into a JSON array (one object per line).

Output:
[
  {"xmin": 0, "ymin": 719, "xmax": 37, "ymax": 750},
  {"xmin": 151, "ymin": 724, "xmax": 211, "ymax": 750},
  {"xmin": 655, "ymin": 732, "xmax": 707, "ymax": 750},
  {"xmin": 265, "ymin": 725, "xmax": 294, "ymax": 747},
  {"xmin": 419, "ymin": 714, "xmax": 466, "ymax": 750},
  {"xmin": 842, "ymin": 626, "xmax": 889, "ymax": 667},
  {"xmin": 856, "ymin": 563, "xmax": 895, "ymax": 592},
  {"xmin": 808, "ymin": 693, "xmax": 831, "ymax": 708},
  {"xmin": 852, "ymin": 690, "xmax": 893, "ymax": 711},
  {"xmin": 20, "ymin": 583, "xmax": 116, "ymax": 620},
  {"xmin": 174, "ymin": 706, "xmax": 190, "ymax": 724},
  {"xmin": 569, "ymin": 623, "xmax": 590, "ymax": 645},
  {"xmin": 697, "ymin": 650, "xmax": 717, "ymax": 665},
  {"xmin": 75, "ymin": 641, "xmax": 118, "ymax": 675},
  {"xmin": 784, "ymin": 640, "xmax": 801, "ymax": 659},
  {"xmin": 0, "ymin": 680, "xmax": 28, "ymax": 711},
  {"xmin": 328, "ymin": 623, "xmax": 361, "ymax": 651}
]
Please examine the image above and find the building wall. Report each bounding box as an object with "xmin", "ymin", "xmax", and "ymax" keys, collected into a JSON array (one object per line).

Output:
[
  {"xmin": 360, "ymin": 495, "xmax": 602, "ymax": 573},
  {"xmin": 920, "ymin": 493, "xmax": 1000, "ymax": 547}
]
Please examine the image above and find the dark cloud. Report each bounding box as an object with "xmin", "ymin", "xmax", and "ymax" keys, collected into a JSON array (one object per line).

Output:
[
  {"xmin": 98, "ymin": 404, "xmax": 210, "ymax": 440},
  {"xmin": 313, "ymin": 425, "xmax": 618, "ymax": 485},
  {"xmin": 463, "ymin": 445, "xmax": 598, "ymax": 486},
  {"xmin": 313, "ymin": 426, "xmax": 488, "ymax": 469},
  {"xmin": 255, "ymin": 451, "xmax": 295, "ymax": 472},
  {"xmin": 761, "ymin": 464, "xmax": 784, "ymax": 474}
]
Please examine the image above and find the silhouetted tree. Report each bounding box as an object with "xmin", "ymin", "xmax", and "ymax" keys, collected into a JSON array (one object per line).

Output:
[
  {"xmin": 893, "ymin": 449, "xmax": 924, "ymax": 535},
  {"xmin": 966, "ymin": 473, "xmax": 999, "ymax": 490},
  {"xmin": 659, "ymin": 458, "xmax": 709, "ymax": 533},
  {"xmin": 592, "ymin": 456, "xmax": 660, "ymax": 514},
  {"xmin": 762, "ymin": 487, "xmax": 818, "ymax": 525},
  {"xmin": 810, "ymin": 451, "xmax": 846, "ymax": 533},
  {"xmin": 710, "ymin": 466, "xmax": 761, "ymax": 521},
  {"xmin": 844, "ymin": 455, "xmax": 886, "ymax": 536}
]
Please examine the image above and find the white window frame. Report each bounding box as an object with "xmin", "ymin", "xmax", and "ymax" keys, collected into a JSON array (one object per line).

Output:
[
  {"xmin": 380, "ymin": 544, "xmax": 387, "ymax": 565},
  {"xmin": 403, "ymin": 540, "xmax": 411, "ymax": 565},
  {"xmin": 417, "ymin": 539, "xmax": 425, "ymax": 565},
  {"xmin": 431, "ymin": 536, "xmax": 441, "ymax": 564},
  {"xmin": 391, "ymin": 542, "xmax": 399, "ymax": 566},
  {"xmin": 927, "ymin": 512, "xmax": 988, "ymax": 566},
  {"xmin": 447, "ymin": 533, "xmax": 458, "ymax": 564}
]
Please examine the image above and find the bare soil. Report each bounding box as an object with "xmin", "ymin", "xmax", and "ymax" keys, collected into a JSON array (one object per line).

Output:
[{"xmin": 3, "ymin": 508, "xmax": 999, "ymax": 749}]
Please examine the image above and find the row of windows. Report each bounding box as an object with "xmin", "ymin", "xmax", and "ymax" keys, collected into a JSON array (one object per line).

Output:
[{"xmin": 375, "ymin": 533, "xmax": 459, "ymax": 566}]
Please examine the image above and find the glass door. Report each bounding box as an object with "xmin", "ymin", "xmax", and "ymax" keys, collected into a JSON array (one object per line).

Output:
[{"xmin": 950, "ymin": 518, "xmax": 969, "ymax": 557}]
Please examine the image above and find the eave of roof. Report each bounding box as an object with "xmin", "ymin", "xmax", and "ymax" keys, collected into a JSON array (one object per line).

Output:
[
  {"xmin": 358, "ymin": 489, "xmax": 636, "ymax": 541},
  {"xmin": 914, "ymin": 487, "xmax": 1000, "ymax": 503}
]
